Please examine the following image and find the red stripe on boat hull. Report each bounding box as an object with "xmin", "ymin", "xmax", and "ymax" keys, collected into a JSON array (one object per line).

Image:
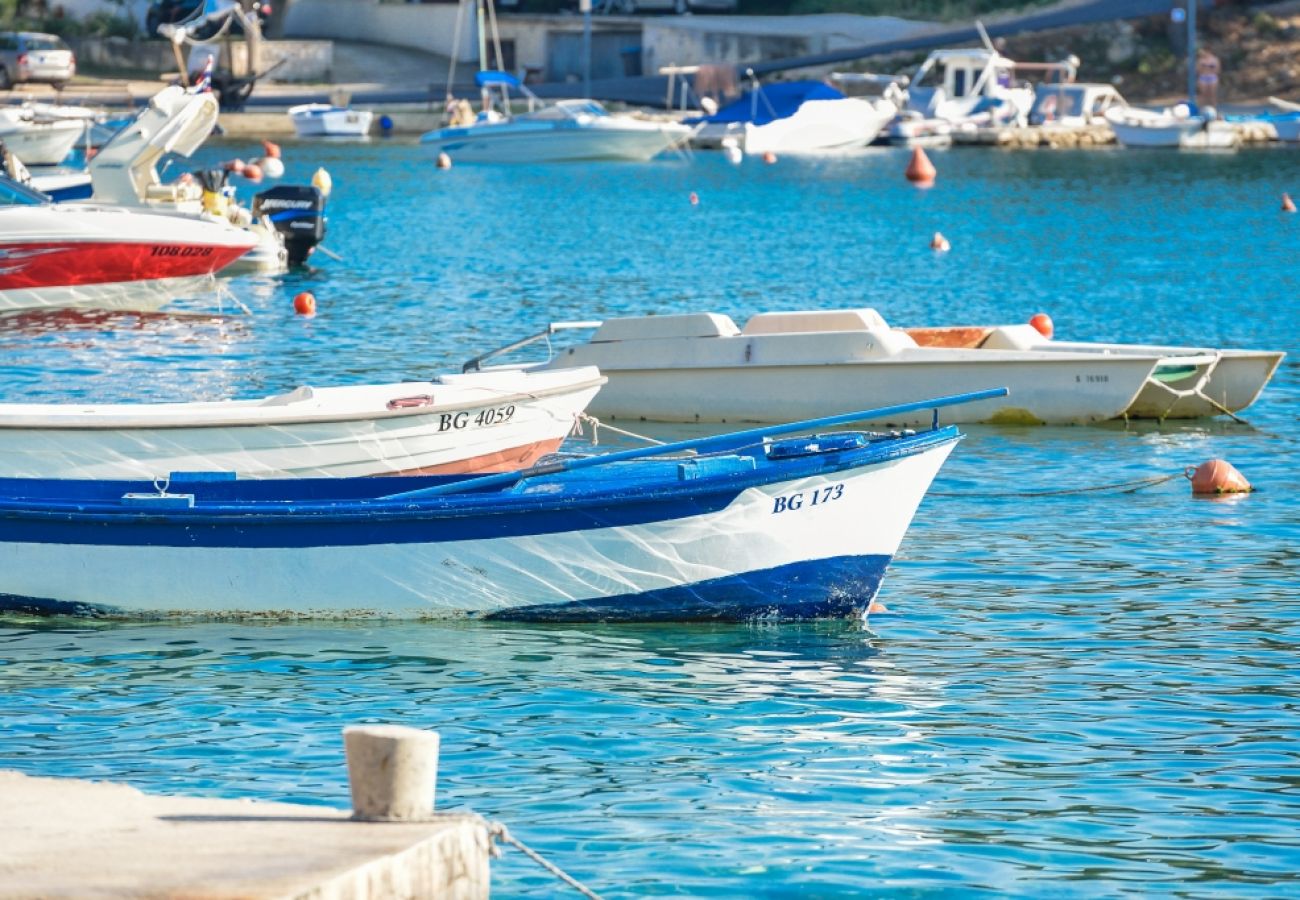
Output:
[
  {"xmin": 0, "ymin": 241, "xmax": 252, "ymax": 291},
  {"xmin": 386, "ymin": 437, "xmax": 566, "ymax": 476}
]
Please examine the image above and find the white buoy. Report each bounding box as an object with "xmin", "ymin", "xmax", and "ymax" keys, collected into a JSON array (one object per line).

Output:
[
  {"xmin": 722, "ymin": 138, "xmax": 743, "ymax": 165},
  {"xmin": 343, "ymin": 724, "xmax": 440, "ymax": 821}
]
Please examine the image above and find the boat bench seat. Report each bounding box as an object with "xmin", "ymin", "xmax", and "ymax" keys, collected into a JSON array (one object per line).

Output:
[
  {"xmin": 742, "ymin": 308, "xmax": 889, "ymax": 335},
  {"xmin": 593, "ymin": 313, "xmax": 739, "ymax": 343}
]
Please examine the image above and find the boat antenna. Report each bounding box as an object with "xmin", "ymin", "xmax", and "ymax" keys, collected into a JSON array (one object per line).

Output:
[{"xmin": 1185, "ymin": 1, "xmax": 1197, "ymax": 109}]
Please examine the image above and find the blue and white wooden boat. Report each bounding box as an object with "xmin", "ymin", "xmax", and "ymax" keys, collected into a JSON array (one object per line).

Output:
[{"xmin": 0, "ymin": 390, "xmax": 1001, "ymax": 622}]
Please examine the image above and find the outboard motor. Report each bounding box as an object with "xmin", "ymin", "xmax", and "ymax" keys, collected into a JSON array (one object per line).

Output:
[{"xmin": 252, "ymin": 185, "xmax": 327, "ymax": 268}]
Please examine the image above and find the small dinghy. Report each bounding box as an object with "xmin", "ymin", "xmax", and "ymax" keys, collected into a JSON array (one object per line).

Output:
[
  {"xmin": 288, "ymin": 104, "xmax": 374, "ymax": 138},
  {"xmin": 0, "ymin": 390, "xmax": 996, "ymax": 621},
  {"xmin": 0, "ymin": 367, "xmax": 605, "ymax": 479}
]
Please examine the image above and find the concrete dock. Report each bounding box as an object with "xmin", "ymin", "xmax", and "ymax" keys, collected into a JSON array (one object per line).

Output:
[{"xmin": 0, "ymin": 770, "xmax": 491, "ymax": 899}]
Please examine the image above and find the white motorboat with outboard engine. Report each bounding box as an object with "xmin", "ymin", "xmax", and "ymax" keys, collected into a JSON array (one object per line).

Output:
[{"xmin": 289, "ymin": 103, "xmax": 374, "ymax": 137}]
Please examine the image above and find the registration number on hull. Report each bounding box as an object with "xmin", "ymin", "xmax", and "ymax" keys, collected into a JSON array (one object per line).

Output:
[
  {"xmin": 436, "ymin": 404, "xmax": 516, "ymax": 432},
  {"xmin": 773, "ymin": 483, "xmax": 844, "ymax": 514}
]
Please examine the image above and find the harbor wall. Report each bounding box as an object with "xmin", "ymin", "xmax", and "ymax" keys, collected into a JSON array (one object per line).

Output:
[
  {"xmin": 70, "ymin": 37, "xmax": 333, "ymax": 83},
  {"xmin": 285, "ymin": 0, "xmax": 477, "ymax": 64}
]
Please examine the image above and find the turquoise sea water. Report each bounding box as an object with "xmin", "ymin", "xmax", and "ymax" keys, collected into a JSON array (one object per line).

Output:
[{"xmin": 1, "ymin": 141, "xmax": 1298, "ymax": 896}]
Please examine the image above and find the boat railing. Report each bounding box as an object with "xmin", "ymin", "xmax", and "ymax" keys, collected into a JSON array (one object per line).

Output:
[{"xmin": 462, "ymin": 321, "xmax": 603, "ymax": 373}]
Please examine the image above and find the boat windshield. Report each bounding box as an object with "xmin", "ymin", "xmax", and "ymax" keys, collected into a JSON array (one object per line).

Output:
[
  {"xmin": 0, "ymin": 173, "xmax": 50, "ymax": 206},
  {"xmin": 556, "ymin": 100, "xmax": 608, "ymax": 119}
]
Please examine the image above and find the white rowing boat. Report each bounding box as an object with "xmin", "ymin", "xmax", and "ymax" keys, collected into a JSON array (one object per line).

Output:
[{"xmin": 0, "ymin": 367, "xmax": 605, "ymax": 479}]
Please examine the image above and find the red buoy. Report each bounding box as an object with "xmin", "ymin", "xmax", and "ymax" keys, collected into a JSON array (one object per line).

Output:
[
  {"xmin": 688, "ymin": 191, "xmax": 699, "ymax": 206},
  {"xmin": 762, "ymin": 151, "xmax": 777, "ymax": 164},
  {"xmin": 261, "ymin": 139, "xmax": 282, "ymax": 160},
  {"xmin": 930, "ymin": 231, "xmax": 950, "ymax": 252},
  {"xmin": 1187, "ymin": 460, "xmax": 1252, "ymax": 495},
  {"xmin": 241, "ymin": 162, "xmax": 264, "ymax": 182},
  {"xmin": 1283, "ymin": 192, "xmax": 1296, "ymax": 213},
  {"xmin": 1029, "ymin": 312, "xmax": 1054, "ymax": 338},
  {"xmin": 905, "ymin": 147, "xmax": 936, "ymax": 186},
  {"xmin": 293, "ymin": 292, "xmax": 316, "ymax": 316}
]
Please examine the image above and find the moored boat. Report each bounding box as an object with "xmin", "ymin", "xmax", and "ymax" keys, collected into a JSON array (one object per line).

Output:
[
  {"xmin": 479, "ymin": 309, "xmax": 1281, "ymax": 425},
  {"xmin": 0, "ymin": 178, "xmax": 257, "ymax": 313},
  {"xmin": 0, "ymin": 107, "xmax": 84, "ymax": 165},
  {"xmin": 0, "ymin": 367, "xmax": 606, "ymax": 479},
  {"xmin": 288, "ymin": 104, "xmax": 374, "ymax": 138},
  {"xmin": 0, "ymin": 391, "xmax": 990, "ymax": 621},
  {"xmin": 420, "ymin": 72, "xmax": 693, "ymax": 163},
  {"xmin": 1106, "ymin": 105, "xmax": 1239, "ymax": 149}
]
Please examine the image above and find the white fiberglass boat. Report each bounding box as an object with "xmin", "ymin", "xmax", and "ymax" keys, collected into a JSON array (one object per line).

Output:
[
  {"xmin": 690, "ymin": 79, "xmax": 896, "ymax": 155},
  {"xmin": 1106, "ymin": 105, "xmax": 1239, "ymax": 149},
  {"xmin": 475, "ymin": 309, "xmax": 1281, "ymax": 426},
  {"xmin": 86, "ymin": 85, "xmax": 321, "ymax": 273},
  {"xmin": 0, "ymin": 367, "xmax": 605, "ymax": 479},
  {"xmin": 289, "ymin": 104, "xmax": 374, "ymax": 137},
  {"xmin": 0, "ymin": 176, "xmax": 256, "ymax": 313},
  {"xmin": 421, "ymin": 72, "xmax": 693, "ymax": 163},
  {"xmin": 0, "ymin": 107, "xmax": 83, "ymax": 165}
]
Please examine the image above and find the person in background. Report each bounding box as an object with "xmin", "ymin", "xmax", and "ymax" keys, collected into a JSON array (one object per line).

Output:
[{"xmin": 1196, "ymin": 48, "xmax": 1221, "ymax": 111}]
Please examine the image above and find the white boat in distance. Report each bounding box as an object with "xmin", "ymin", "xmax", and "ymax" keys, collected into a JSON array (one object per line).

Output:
[
  {"xmin": 421, "ymin": 71, "xmax": 693, "ymax": 163},
  {"xmin": 0, "ymin": 175, "xmax": 256, "ymax": 313},
  {"xmin": 0, "ymin": 107, "xmax": 84, "ymax": 165},
  {"xmin": 1106, "ymin": 104, "xmax": 1240, "ymax": 149},
  {"xmin": 0, "ymin": 367, "xmax": 605, "ymax": 479},
  {"xmin": 288, "ymin": 104, "xmax": 374, "ymax": 138},
  {"xmin": 689, "ymin": 79, "xmax": 896, "ymax": 154},
  {"xmin": 474, "ymin": 309, "xmax": 1281, "ymax": 426}
]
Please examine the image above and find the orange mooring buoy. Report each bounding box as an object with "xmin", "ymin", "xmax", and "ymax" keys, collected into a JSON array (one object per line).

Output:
[
  {"xmin": 689, "ymin": 191, "xmax": 700, "ymax": 206},
  {"xmin": 1187, "ymin": 460, "xmax": 1252, "ymax": 495},
  {"xmin": 1029, "ymin": 312, "xmax": 1054, "ymax": 338},
  {"xmin": 905, "ymin": 146, "xmax": 936, "ymax": 186},
  {"xmin": 1283, "ymin": 192, "xmax": 1296, "ymax": 213},
  {"xmin": 930, "ymin": 231, "xmax": 950, "ymax": 252},
  {"xmin": 293, "ymin": 292, "xmax": 317, "ymax": 316},
  {"xmin": 261, "ymin": 140, "xmax": 282, "ymax": 160},
  {"xmin": 762, "ymin": 151, "xmax": 777, "ymax": 164}
]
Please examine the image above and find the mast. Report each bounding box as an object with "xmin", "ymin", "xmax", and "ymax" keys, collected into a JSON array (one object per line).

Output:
[{"xmin": 1186, "ymin": 0, "xmax": 1197, "ymax": 106}]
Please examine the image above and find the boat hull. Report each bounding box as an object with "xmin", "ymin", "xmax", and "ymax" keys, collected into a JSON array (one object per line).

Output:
[
  {"xmin": 1107, "ymin": 110, "xmax": 1240, "ymax": 149},
  {"xmin": 550, "ymin": 357, "xmax": 1154, "ymax": 426},
  {"xmin": 0, "ymin": 206, "xmax": 256, "ymax": 312},
  {"xmin": 0, "ymin": 369, "xmax": 606, "ymax": 479},
  {"xmin": 420, "ymin": 120, "xmax": 692, "ymax": 163},
  {"xmin": 0, "ymin": 429, "xmax": 958, "ymax": 620},
  {"xmin": 0, "ymin": 120, "xmax": 83, "ymax": 165},
  {"xmin": 742, "ymin": 98, "xmax": 894, "ymax": 155}
]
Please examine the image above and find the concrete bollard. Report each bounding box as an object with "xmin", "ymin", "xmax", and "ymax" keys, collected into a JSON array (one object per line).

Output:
[{"xmin": 343, "ymin": 724, "xmax": 440, "ymax": 822}]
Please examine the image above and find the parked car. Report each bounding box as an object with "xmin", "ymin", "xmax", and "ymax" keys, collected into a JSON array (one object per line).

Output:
[{"xmin": 0, "ymin": 32, "xmax": 75, "ymax": 90}]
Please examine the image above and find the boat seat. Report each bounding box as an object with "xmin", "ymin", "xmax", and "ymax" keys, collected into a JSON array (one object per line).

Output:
[
  {"xmin": 145, "ymin": 182, "xmax": 202, "ymax": 203},
  {"xmin": 741, "ymin": 308, "xmax": 889, "ymax": 335},
  {"xmin": 592, "ymin": 313, "xmax": 740, "ymax": 343},
  {"xmin": 980, "ymin": 325, "xmax": 1051, "ymax": 351},
  {"xmin": 904, "ymin": 326, "xmax": 994, "ymax": 349}
]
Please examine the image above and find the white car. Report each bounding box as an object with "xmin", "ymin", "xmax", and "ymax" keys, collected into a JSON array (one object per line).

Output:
[{"xmin": 0, "ymin": 32, "xmax": 75, "ymax": 90}]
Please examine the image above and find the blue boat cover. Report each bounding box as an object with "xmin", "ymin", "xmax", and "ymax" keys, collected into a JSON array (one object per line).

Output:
[
  {"xmin": 476, "ymin": 70, "xmax": 521, "ymax": 89},
  {"xmin": 688, "ymin": 81, "xmax": 847, "ymax": 126}
]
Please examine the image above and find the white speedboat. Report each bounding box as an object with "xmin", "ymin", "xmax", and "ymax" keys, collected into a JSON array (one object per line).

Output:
[
  {"xmin": 86, "ymin": 85, "xmax": 323, "ymax": 273},
  {"xmin": 0, "ymin": 107, "xmax": 84, "ymax": 165},
  {"xmin": 691, "ymin": 79, "xmax": 895, "ymax": 154},
  {"xmin": 1106, "ymin": 105, "xmax": 1240, "ymax": 149},
  {"xmin": 475, "ymin": 309, "xmax": 1281, "ymax": 426},
  {"xmin": 421, "ymin": 71, "xmax": 693, "ymax": 163},
  {"xmin": 890, "ymin": 47, "xmax": 1037, "ymax": 141},
  {"xmin": 288, "ymin": 104, "xmax": 374, "ymax": 138},
  {"xmin": 0, "ymin": 175, "xmax": 256, "ymax": 313},
  {"xmin": 0, "ymin": 367, "xmax": 606, "ymax": 479}
]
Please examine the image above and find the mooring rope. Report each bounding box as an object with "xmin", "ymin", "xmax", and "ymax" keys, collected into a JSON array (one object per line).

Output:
[
  {"xmin": 488, "ymin": 822, "xmax": 604, "ymax": 900},
  {"xmin": 572, "ymin": 413, "xmax": 666, "ymax": 447},
  {"xmin": 930, "ymin": 471, "xmax": 1184, "ymax": 498}
]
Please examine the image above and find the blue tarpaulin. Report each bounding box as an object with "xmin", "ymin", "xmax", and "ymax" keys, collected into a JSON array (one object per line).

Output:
[
  {"xmin": 689, "ymin": 81, "xmax": 846, "ymax": 126},
  {"xmin": 476, "ymin": 70, "xmax": 522, "ymax": 89}
]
